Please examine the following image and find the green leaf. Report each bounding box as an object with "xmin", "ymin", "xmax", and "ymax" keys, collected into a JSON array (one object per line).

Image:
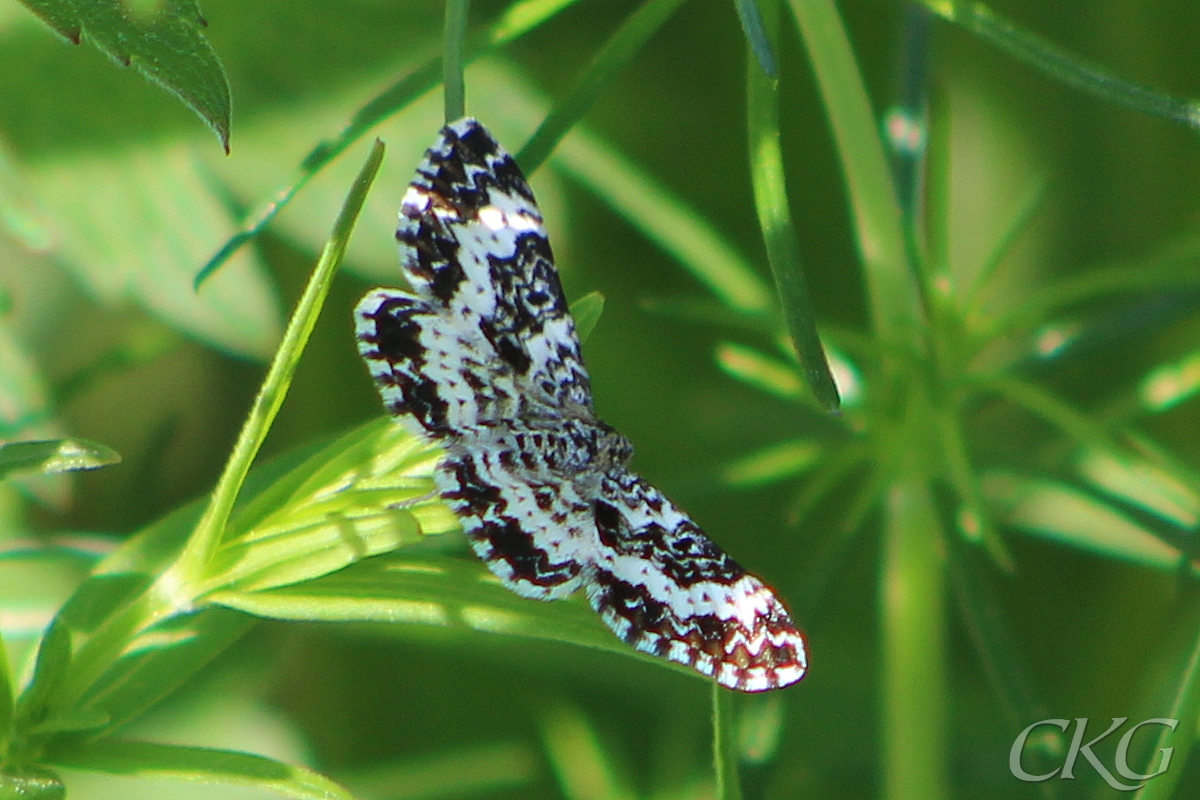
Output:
[
  {"xmin": 13, "ymin": 618, "xmax": 72, "ymax": 734},
  {"xmin": 441, "ymin": 0, "xmax": 469, "ymax": 122},
  {"xmin": 714, "ymin": 342, "xmax": 803, "ymax": 401},
  {"xmin": 16, "ymin": 0, "xmax": 231, "ymax": 150},
  {"xmin": 721, "ymin": 439, "xmax": 822, "ymax": 488},
  {"xmin": 0, "ymin": 439, "xmax": 119, "ymax": 478},
  {"xmin": 208, "ymin": 552, "xmax": 697, "ymax": 682},
  {"xmin": 77, "ymin": 609, "xmax": 253, "ymax": 733},
  {"xmin": 553, "ymin": 129, "xmax": 774, "ymax": 316},
  {"xmin": 712, "ymin": 687, "xmax": 743, "ymax": 800},
  {"xmin": 926, "ymin": 1, "xmax": 1200, "ymax": 131},
  {"xmin": 540, "ymin": 703, "xmax": 635, "ymax": 800},
  {"xmin": 786, "ymin": 0, "xmax": 921, "ymax": 350},
  {"xmin": 47, "ymin": 739, "xmax": 356, "ymax": 800}
]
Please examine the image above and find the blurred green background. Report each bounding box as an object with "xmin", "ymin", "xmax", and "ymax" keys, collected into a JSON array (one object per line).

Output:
[{"xmin": 1, "ymin": 0, "xmax": 1200, "ymax": 798}]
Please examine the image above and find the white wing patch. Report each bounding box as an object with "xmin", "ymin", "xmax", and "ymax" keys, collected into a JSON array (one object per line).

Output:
[{"xmin": 355, "ymin": 118, "xmax": 807, "ymax": 691}]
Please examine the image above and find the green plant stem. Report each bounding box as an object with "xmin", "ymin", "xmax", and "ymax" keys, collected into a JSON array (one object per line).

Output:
[
  {"xmin": 443, "ymin": 0, "xmax": 470, "ymax": 121},
  {"xmin": 881, "ymin": 469, "xmax": 948, "ymax": 800},
  {"xmin": 712, "ymin": 685, "xmax": 743, "ymax": 800}
]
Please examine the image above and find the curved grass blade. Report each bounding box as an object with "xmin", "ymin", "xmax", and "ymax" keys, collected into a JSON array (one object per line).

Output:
[
  {"xmin": 17, "ymin": 0, "xmax": 231, "ymax": 150},
  {"xmin": 747, "ymin": 0, "xmax": 839, "ymax": 412},
  {"xmin": 47, "ymin": 739, "xmax": 357, "ymax": 800},
  {"xmin": 517, "ymin": 0, "xmax": 689, "ymax": 174},
  {"xmin": 925, "ymin": 1, "xmax": 1200, "ymax": 130},
  {"xmin": 197, "ymin": 0, "xmax": 586, "ymax": 286}
]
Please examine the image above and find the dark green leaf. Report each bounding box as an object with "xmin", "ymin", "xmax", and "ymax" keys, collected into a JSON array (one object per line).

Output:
[{"xmin": 16, "ymin": 0, "xmax": 231, "ymax": 149}]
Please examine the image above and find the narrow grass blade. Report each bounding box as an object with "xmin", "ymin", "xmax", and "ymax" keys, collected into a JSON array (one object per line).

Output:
[
  {"xmin": 47, "ymin": 739, "xmax": 357, "ymax": 800},
  {"xmin": 786, "ymin": 0, "xmax": 922, "ymax": 351},
  {"xmin": 0, "ymin": 439, "xmax": 119, "ymax": 478},
  {"xmin": 517, "ymin": 0, "xmax": 688, "ymax": 174},
  {"xmin": 926, "ymin": 1, "xmax": 1200, "ymax": 130},
  {"xmin": 733, "ymin": 0, "xmax": 777, "ymax": 78},
  {"xmin": 747, "ymin": 1, "xmax": 839, "ymax": 412},
  {"xmin": 880, "ymin": 476, "xmax": 949, "ymax": 800},
  {"xmin": 443, "ymin": 0, "xmax": 471, "ymax": 121},
  {"xmin": 712, "ymin": 685, "xmax": 743, "ymax": 800},
  {"xmin": 197, "ymin": 0, "xmax": 585, "ymax": 285},
  {"xmin": 555, "ymin": 132, "xmax": 773, "ymax": 315},
  {"xmin": 175, "ymin": 141, "xmax": 385, "ymax": 585}
]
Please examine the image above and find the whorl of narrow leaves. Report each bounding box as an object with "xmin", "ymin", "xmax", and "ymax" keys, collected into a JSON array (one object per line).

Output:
[{"xmin": 17, "ymin": 0, "xmax": 231, "ymax": 150}]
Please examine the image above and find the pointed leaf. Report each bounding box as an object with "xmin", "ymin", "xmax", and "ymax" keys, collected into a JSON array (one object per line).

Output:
[{"xmin": 16, "ymin": 0, "xmax": 231, "ymax": 149}]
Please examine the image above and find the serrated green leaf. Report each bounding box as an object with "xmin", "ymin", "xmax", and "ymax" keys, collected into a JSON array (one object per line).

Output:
[
  {"xmin": 16, "ymin": 0, "xmax": 231, "ymax": 149},
  {"xmin": 46, "ymin": 739, "xmax": 356, "ymax": 800},
  {"xmin": 0, "ymin": 439, "xmax": 119, "ymax": 478}
]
